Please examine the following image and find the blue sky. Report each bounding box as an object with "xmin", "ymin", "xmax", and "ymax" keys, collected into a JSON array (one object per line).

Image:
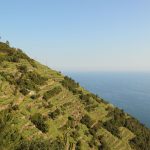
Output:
[{"xmin": 0, "ymin": 0, "xmax": 150, "ymax": 72}]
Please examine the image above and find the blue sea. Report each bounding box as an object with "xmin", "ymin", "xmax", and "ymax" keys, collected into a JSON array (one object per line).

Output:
[{"xmin": 64, "ymin": 72, "xmax": 150, "ymax": 128}]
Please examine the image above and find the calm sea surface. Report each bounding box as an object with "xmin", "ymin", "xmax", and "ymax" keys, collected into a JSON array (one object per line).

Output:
[{"xmin": 64, "ymin": 72, "xmax": 150, "ymax": 128}]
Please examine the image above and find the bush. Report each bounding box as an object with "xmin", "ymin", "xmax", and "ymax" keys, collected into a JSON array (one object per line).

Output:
[
  {"xmin": 60, "ymin": 76, "xmax": 79, "ymax": 94},
  {"xmin": 85, "ymin": 104, "xmax": 98, "ymax": 112},
  {"xmin": 70, "ymin": 131, "xmax": 80, "ymax": 140},
  {"xmin": 79, "ymin": 93, "xmax": 98, "ymax": 112},
  {"xmin": 0, "ymin": 42, "xmax": 15, "ymax": 55},
  {"xmin": 17, "ymin": 65, "xmax": 28, "ymax": 73},
  {"xmin": 80, "ymin": 114, "xmax": 94, "ymax": 128},
  {"xmin": 30, "ymin": 94, "xmax": 37, "ymax": 99},
  {"xmin": 103, "ymin": 119, "xmax": 120, "ymax": 138},
  {"xmin": 125, "ymin": 117, "xmax": 150, "ymax": 150},
  {"xmin": 75, "ymin": 140, "xmax": 82, "ymax": 150},
  {"xmin": 30, "ymin": 113, "xmax": 48, "ymax": 133},
  {"xmin": 87, "ymin": 121, "xmax": 102, "ymax": 137},
  {"xmin": 79, "ymin": 94, "xmax": 93, "ymax": 105},
  {"xmin": 0, "ymin": 72, "xmax": 15, "ymax": 85},
  {"xmin": 27, "ymin": 71, "xmax": 48, "ymax": 85},
  {"xmin": 20, "ymin": 88, "xmax": 29, "ymax": 95},
  {"xmin": 102, "ymin": 108, "xmax": 126, "ymax": 137},
  {"xmin": 12, "ymin": 105, "xmax": 19, "ymax": 111},
  {"xmin": 16, "ymin": 71, "xmax": 46, "ymax": 95},
  {"xmin": 50, "ymin": 138, "xmax": 65, "ymax": 150},
  {"xmin": 7, "ymin": 55, "xmax": 20, "ymax": 62},
  {"xmin": 48, "ymin": 109, "xmax": 61, "ymax": 120},
  {"xmin": 47, "ymin": 102, "xmax": 53, "ymax": 108},
  {"xmin": 104, "ymin": 106, "xmax": 150, "ymax": 149},
  {"xmin": 16, "ymin": 138, "xmax": 65, "ymax": 150},
  {"xmin": 16, "ymin": 139, "xmax": 53, "ymax": 150},
  {"xmin": 67, "ymin": 116, "xmax": 75, "ymax": 128},
  {"xmin": 0, "ymin": 42, "xmax": 37, "ymax": 67},
  {"xmin": 0, "ymin": 109, "xmax": 23, "ymax": 150},
  {"xmin": 43, "ymin": 87, "xmax": 62, "ymax": 101}
]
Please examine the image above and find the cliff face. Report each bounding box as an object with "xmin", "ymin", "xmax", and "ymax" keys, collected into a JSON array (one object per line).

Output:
[{"xmin": 0, "ymin": 42, "xmax": 150, "ymax": 150}]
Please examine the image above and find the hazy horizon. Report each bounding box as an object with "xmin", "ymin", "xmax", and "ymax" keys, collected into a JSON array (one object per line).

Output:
[{"xmin": 1, "ymin": 0, "xmax": 150, "ymax": 72}]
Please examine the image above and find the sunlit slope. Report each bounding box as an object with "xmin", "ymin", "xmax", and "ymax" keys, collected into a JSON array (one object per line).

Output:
[{"xmin": 0, "ymin": 42, "xmax": 150, "ymax": 150}]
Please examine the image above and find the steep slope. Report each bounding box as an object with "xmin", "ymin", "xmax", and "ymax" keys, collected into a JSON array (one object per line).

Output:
[{"xmin": 0, "ymin": 42, "xmax": 150, "ymax": 150}]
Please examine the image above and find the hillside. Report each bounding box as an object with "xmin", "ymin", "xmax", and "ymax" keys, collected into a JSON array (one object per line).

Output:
[{"xmin": 0, "ymin": 42, "xmax": 150, "ymax": 150}]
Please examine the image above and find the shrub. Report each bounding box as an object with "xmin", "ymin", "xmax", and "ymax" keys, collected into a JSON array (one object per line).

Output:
[
  {"xmin": 75, "ymin": 140, "xmax": 82, "ymax": 150},
  {"xmin": 85, "ymin": 104, "xmax": 98, "ymax": 112},
  {"xmin": 43, "ymin": 87, "xmax": 62, "ymax": 101},
  {"xmin": 103, "ymin": 119, "xmax": 120, "ymax": 138},
  {"xmin": 47, "ymin": 102, "xmax": 53, "ymax": 108},
  {"xmin": 125, "ymin": 117, "xmax": 150, "ymax": 150},
  {"xmin": 0, "ymin": 109, "xmax": 23, "ymax": 150},
  {"xmin": 79, "ymin": 94, "xmax": 93, "ymax": 105},
  {"xmin": 30, "ymin": 95, "xmax": 37, "ymax": 99},
  {"xmin": 16, "ymin": 139, "xmax": 52, "ymax": 150},
  {"xmin": 102, "ymin": 108, "xmax": 126, "ymax": 137},
  {"xmin": 50, "ymin": 138, "xmax": 65, "ymax": 150},
  {"xmin": 48, "ymin": 109, "xmax": 61, "ymax": 120},
  {"xmin": 67, "ymin": 116, "xmax": 75, "ymax": 128},
  {"xmin": 104, "ymin": 106, "xmax": 150, "ymax": 149},
  {"xmin": 30, "ymin": 113, "xmax": 48, "ymax": 133},
  {"xmin": 0, "ymin": 72, "xmax": 15, "ymax": 84},
  {"xmin": 60, "ymin": 76, "xmax": 79, "ymax": 94},
  {"xmin": 16, "ymin": 138, "xmax": 65, "ymax": 150},
  {"xmin": 20, "ymin": 88, "xmax": 29, "ymax": 95},
  {"xmin": 12, "ymin": 105, "xmax": 19, "ymax": 111},
  {"xmin": 80, "ymin": 114, "xmax": 93, "ymax": 128},
  {"xmin": 7, "ymin": 55, "xmax": 20, "ymax": 62},
  {"xmin": 16, "ymin": 71, "xmax": 46, "ymax": 95},
  {"xmin": 0, "ymin": 42, "xmax": 37, "ymax": 67},
  {"xmin": 70, "ymin": 131, "xmax": 80, "ymax": 140},
  {"xmin": 0, "ymin": 42, "xmax": 15, "ymax": 55},
  {"xmin": 27, "ymin": 71, "xmax": 48, "ymax": 85},
  {"xmin": 17, "ymin": 65, "xmax": 28, "ymax": 73},
  {"xmin": 88, "ymin": 121, "xmax": 102, "ymax": 137},
  {"xmin": 79, "ymin": 93, "xmax": 98, "ymax": 112}
]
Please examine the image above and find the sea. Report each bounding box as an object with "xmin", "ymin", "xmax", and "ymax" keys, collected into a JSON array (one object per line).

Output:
[{"xmin": 64, "ymin": 72, "xmax": 150, "ymax": 128}]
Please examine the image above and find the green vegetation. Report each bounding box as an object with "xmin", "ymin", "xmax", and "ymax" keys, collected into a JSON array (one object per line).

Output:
[
  {"xmin": 79, "ymin": 93, "xmax": 98, "ymax": 112},
  {"xmin": 0, "ymin": 42, "xmax": 36, "ymax": 67},
  {"xmin": 0, "ymin": 42, "xmax": 14, "ymax": 54},
  {"xmin": 16, "ymin": 70, "xmax": 47, "ymax": 95},
  {"xmin": 103, "ymin": 107, "xmax": 150, "ymax": 150},
  {"xmin": 43, "ymin": 86, "xmax": 62, "ymax": 100},
  {"xmin": 126, "ymin": 118, "xmax": 150, "ymax": 150},
  {"xmin": 0, "ymin": 109, "xmax": 64, "ymax": 150},
  {"xmin": 0, "ymin": 66, "xmax": 47, "ymax": 95},
  {"xmin": 0, "ymin": 41, "xmax": 150, "ymax": 150},
  {"xmin": 48, "ymin": 108, "xmax": 61, "ymax": 120},
  {"xmin": 60, "ymin": 76, "xmax": 81, "ymax": 94},
  {"xmin": 0, "ymin": 71, "xmax": 15, "ymax": 85},
  {"xmin": 80, "ymin": 114, "xmax": 94, "ymax": 128},
  {"xmin": 17, "ymin": 65, "xmax": 28, "ymax": 73},
  {"xmin": 30, "ymin": 113, "xmax": 48, "ymax": 133}
]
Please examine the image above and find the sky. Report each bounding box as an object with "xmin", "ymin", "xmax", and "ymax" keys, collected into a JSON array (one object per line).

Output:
[{"xmin": 0, "ymin": 0, "xmax": 150, "ymax": 72}]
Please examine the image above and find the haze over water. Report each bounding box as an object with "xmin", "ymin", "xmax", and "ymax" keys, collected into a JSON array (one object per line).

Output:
[{"xmin": 65, "ymin": 72, "xmax": 150, "ymax": 128}]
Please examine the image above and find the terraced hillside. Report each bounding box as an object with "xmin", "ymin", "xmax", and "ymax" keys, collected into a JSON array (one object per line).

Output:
[{"xmin": 0, "ymin": 42, "xmax": 150, "ymax": 150}]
